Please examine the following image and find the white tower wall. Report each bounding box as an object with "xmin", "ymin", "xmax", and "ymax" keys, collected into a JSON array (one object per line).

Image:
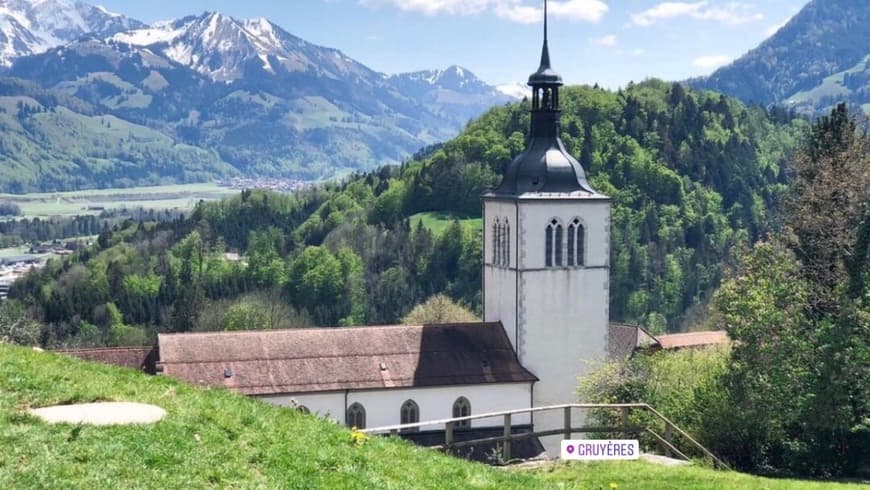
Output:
[{"xmin": 484, "ymin": 196, "xmax": 611, "ymax": 455}]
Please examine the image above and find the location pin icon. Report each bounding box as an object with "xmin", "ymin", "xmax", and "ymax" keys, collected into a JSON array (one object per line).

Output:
[{"xmin": 566, "ymin": 444, "xmax": 575, "ymax": 455}]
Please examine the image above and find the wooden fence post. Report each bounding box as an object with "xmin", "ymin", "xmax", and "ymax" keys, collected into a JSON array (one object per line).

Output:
[
  {"xmin": 563, "ymin": 406, "xmax": 572, "ymax": 440},
  {"xmin": 503, "ymin": 414, "xmax": 512, "ymax": 462},
  {"xmin": 445, "ymin": 421, "xmax": 454, "ymax": 452},
  {"xmin": 620, "ymin": 406, "xmax": 629, "ymax": 437},
  {"xmin": 664, "ymin": 424, "xmax": 673, "ymax": 458}
]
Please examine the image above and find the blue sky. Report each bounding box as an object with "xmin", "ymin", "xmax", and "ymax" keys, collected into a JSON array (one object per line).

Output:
[{"xmin": 95, "ymin": 0, "xmax": 809, "ymax": 89}]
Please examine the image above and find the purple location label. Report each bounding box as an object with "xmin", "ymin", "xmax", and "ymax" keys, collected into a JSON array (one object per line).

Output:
[{"xmin": 566, "ymin": 445, "xmax": 575, "ymax": 454}]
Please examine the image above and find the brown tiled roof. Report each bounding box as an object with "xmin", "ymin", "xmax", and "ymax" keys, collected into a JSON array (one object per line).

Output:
[
  {"xmin": 57, "ymin": 347, "xmax": 158, "ymax": 374},
  {"xmin": 654, "ymin": 331, "xmax": 730, "ymax": 350},
  {"xmin": 157, "ymin": 323, "xmax": 537, "ymax": 396},
  {"xmin": 608, "ymin": 323, "xmax": 658, "ymax": 361}
]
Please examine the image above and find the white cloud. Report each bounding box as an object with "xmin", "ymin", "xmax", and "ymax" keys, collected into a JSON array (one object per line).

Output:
[
  {"xmin": 359, "ymin": 0, "xmax": 608, "ymax": 24},
  {"xmin": 630, "ymin": 1, "xmax": 763, "ymax": 27},
  {"xmin": 763, "ymin": 21, "xmax": 785, "ymax": 37},
  {"xmin": 550, "ymin": 0, "xmax": 609, "ymax": 22},
  {"xmin": 632, "ymin": 48, "xmax": 646, "ymax": 56},
  {"xmin": 692, "ymin": 54, "xmax": 734, "ymax": 69},
  {"xmin": 590, "ymin": 34, "xmax": 617, "ymax": 47}
]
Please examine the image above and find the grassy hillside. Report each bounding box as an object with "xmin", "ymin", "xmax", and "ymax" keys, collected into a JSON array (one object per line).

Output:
[
  {"xmin": 0, "ymin": 102, "xmax": 236, "ymax": 193},
  {"xmin": 0, "ymin": 344, "xmax": 859, "ymax": 489}
]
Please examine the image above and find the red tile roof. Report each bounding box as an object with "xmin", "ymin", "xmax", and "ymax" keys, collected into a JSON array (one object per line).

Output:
[
  {"xmin": 57, "ymin": 347, "xmax": 157, "ymax": 374},
  {"xmin": 654, "ymin": 331, "xmax": 730, "ymax": 350},
  {"xmin": 157, "ymin": 323, "xmax": 537, "ymax": 396}
]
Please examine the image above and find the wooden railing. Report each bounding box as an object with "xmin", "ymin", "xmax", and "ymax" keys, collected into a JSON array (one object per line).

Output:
[{"xmin": 362, "ymin": 403, "xmax": 729, "ymax": 469}]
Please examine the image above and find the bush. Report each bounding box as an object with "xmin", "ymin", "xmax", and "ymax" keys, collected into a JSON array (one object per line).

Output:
[
  {"xmin": 0, "ymin": 200, "xmax": 22, "ymax": 217},
  {"xmin": 578, "ymin": 346, "xmax": 730, "ymax": 458},
  {"xmin": 0, "ymin": 300, "xmax": 41, "ymax": 346}
]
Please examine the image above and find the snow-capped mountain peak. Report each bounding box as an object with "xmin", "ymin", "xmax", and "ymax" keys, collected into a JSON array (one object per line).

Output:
[
  {"xmin": 111, "ymin": 11, "xmax": 373, "ymax": 82},
  {"xmin": 497, "ymin": 82, "xmax": 529, "ymax": 100},
  {"xmin": 0, "ymin": 0, "xmax": 143, "ymax": 65}
]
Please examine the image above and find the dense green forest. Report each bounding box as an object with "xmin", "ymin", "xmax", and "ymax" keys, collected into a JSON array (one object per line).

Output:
[{"xmin": 4, "ymin": 80, "xmax": 809, "ymax": 346}]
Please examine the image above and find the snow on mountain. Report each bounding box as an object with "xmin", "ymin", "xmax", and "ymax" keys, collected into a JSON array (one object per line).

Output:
[
  {"xmin": 111, "ymin": 12, "xmax": 376, "ymax": 83},
  {"xmin": 390, "ymin": 65, "xmax": 497, "ymax": 93},
  {"xmin": 0, "ymin": 0, "xmax": 143, "ymax": 66},
  {"xmin": 496, "ymin": 82, "xmax": 528, "ymax": 100}
]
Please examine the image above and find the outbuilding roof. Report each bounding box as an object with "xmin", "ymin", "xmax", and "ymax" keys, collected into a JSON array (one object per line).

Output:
[
  {"xmin": 654, "ymin": 331, "xmax": 730, "ymax": 350},
  {"xmin": 157, "ymin": 323, "xmax": 537, "ymax": 396},
  {"xmin": 57, "ymin": 347, "xmax": 158, "ymax": 374}
]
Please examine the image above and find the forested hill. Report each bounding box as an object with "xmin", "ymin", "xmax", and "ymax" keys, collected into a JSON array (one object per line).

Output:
[
  {"xmin": 8, "ymin": 80, "xmax": 809, "ymax": 347},
  {"xmin": 689, "ymin": 0, "xmax": 869, "ymax": 116}
]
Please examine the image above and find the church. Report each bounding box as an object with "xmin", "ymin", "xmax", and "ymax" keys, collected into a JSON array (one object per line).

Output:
[
  {"xmin": 154, "ymin": 8, "xmax": 611, "ymax": 457},
  {"xmin": 64, "ymin": 6, "xmax": 634, "ymax": 459}
]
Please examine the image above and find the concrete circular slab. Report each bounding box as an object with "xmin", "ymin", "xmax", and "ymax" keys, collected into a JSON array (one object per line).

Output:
[{"xmin": 29, "ymin": 402, "xmax": 166, "ymax": 426}]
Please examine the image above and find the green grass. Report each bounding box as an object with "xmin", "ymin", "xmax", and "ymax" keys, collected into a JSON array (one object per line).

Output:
[
  {"xmin": 528, "ymin": 461, "xmax": 865, "ymax": 489},
  {"xmin": 0, "ymin": 184, "xmax": 238, "ymax": 218},
  {"xmin": 411, "ymin": 212, "xmax": 483, "ymax": 236},
  {"xmin": 0, "ymin": 344, "xmax": 862, "ymax": 489}
]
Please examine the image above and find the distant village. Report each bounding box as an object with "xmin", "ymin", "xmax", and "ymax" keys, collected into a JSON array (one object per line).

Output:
[
  {"xmin": 217, "ymin": 178, "xmax": 308, "ymax": 193},
  {"xmin": 0, "ymin": 240, "xmax": 87, "ymax": 300}
]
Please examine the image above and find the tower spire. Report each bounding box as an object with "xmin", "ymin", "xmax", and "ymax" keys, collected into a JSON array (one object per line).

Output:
[
  {"xmin": 529, "ymin": 0, "xmax": 561, "ymax": 87},
  {"xmin": 539, "ymin": 0, "xmax": 552, "ymax": 72},
  {"xmin": 544, "ymin": 0, "xmax": 548, "ymax": 42},
  {"xmin": 492, "ymin": 0, "xmax": 595, "ymax": 196}
]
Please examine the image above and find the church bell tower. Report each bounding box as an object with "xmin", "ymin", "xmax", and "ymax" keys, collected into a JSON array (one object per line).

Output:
[{"xmin": 482, "ymin": 0, "xmax": 611, "ymax": 448}]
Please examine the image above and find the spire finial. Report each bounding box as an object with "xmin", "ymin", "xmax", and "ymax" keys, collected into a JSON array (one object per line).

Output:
[
  {"xmin": 538, "ymin": 0, "xmax": 552, "ymax": 71},
  {"xmin": 544, "ymin": 0, "xmax": 548, "ymax": 43}
]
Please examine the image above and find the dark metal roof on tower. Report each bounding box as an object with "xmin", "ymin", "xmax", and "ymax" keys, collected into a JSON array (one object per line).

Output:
[{"xmin": 492, "ymin": 0, "xmax": 597, "ymax": 197}]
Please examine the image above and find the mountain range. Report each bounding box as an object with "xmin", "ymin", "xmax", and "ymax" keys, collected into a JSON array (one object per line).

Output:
[
  {"xmin": 0, "ymin": 0, "xmax": 143, "ymax": 66},
  {"xmin": 691, "ymin": 0, "xmax": 869, "ymax": 117},
  {"xmin": 0, "ymin": 0, "xmax": 866, "ymax": 193},
  {"xmin": 0, "ymin": 2, "xmax": 513, "ymax": 192}
]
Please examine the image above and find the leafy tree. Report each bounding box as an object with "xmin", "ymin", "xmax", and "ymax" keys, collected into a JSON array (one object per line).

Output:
[{"xmin": 402, "ymin": 294, "xmax": 478, "ymax": 325}]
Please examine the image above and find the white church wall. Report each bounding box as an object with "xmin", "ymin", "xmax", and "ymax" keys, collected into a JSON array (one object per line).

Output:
[
  {"xmin": 351, "ymin": 383, "xmax": 532, "ymax": 431},
  {"xmin": 517, "ymin": 198, "xmax": 611, "ymax": 270},
  {"xmin": 484, "ymin": 199, "xmax": 519, "ymax": 347},
  {"xmin": 257, "ymin": 383, "xmax": 533, "ymax": 431},
  {"xmin": 517, "ymin": 198, "xmax": 611, "ymax": 455}
]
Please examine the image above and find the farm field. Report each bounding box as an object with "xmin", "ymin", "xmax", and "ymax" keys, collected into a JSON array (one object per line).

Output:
[{"xmin": 0, "ymin": 183, "xmax": 239, "ymax": 218}]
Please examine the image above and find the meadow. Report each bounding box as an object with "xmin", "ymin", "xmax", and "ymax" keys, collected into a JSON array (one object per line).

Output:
[
  {"xmin": 0, "ymin": 344, "xmax": 861, "ymax": 489},
  {"xmin": 0, "ymin": 183, "xmax": 238, "ymax": 218}
]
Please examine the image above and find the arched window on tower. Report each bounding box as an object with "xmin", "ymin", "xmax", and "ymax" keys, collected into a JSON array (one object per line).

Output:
[
  {"xmin": 400, "ymin": 399, "xmax": 420, "ymax": 433},
  {"xmin": 568, "ymin": 219, "xmax": 586, "ymax": 267},
  {"xmin": 452, "ymin": 397, "xmax": 471, "ymax": 428},
  {"xmin": 504, "ymin": 222, "xmax": 510, "ymax": 267},
  {"xmin": 568, "ymin": 218, "xmax": 585, "ymax": 267},
  {"xmin": 545, "ymin": 222, "xmax": 553, "ymax": 267},
  {"xmin": 546, "ymin": 219, "xmax": 563, "ymax": 267},
  {"xmin": 492, "ymin": 220, "xmax": 500, "ymax": 266},
  {"xmin": 346, "ymin": 403, "xmax": 366, "ymax": 429}
]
